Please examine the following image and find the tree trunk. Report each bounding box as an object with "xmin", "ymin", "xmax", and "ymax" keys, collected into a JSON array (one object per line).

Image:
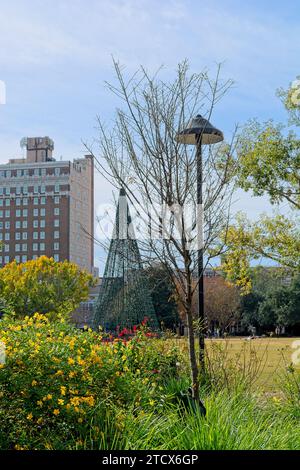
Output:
[{"xmin": 186, "ymin": 298, "xmax": 199, "ymax": 401}]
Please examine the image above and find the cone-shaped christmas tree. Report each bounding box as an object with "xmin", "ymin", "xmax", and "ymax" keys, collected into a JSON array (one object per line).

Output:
[{"xmin": 93, "ymin": 188, "xmax": 159, "ymax": 332}]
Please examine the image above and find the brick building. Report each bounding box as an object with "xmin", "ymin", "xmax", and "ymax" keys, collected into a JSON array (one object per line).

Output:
[{"xmin": 0, "ymin": 136, "xmax": 95, "ymax": 273}]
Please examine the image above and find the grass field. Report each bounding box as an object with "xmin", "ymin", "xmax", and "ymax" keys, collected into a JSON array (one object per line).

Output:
[{"xmin": 174, "ymin": 336, "xmax": 300, "ymax": 393}]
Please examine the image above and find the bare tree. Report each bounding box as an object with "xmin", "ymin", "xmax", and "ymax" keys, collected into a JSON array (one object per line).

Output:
[{"xmin": 86, "ymin": 59, "xmax": 236, "ymax": 402}]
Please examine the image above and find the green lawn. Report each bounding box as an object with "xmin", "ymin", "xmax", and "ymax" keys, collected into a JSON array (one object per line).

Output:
[{"xmin": 173, "ymin": 336, "xmax": 300, "ymax": 393}]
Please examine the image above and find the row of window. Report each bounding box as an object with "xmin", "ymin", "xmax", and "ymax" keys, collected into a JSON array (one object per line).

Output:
[
  {"xmin": 0, "ymin": 254, "xmax": 60, "ymax": 264},
  {"xmin": 0, "ymin": 196, "xmax": 60, "ymax": 206},
  {"xmin": 0, "ymin": 167, "xmax": 63, "ymax": 178},
  {"xmin": 0, "ymin": 217, "xmax": 59, "ymax": 229},
  {"xmin": 0, "ymin": 209, "xmax": 60, "ymax": 217},
  {"xmin": 0, "ymin": 184, "xmax": 63, "ymax": 195},
  {"xmin": 0, "ymin": 231, "xmax": 60, "ymax": 241},
  {"xmin": 1, "ymin": 242, "xmax": 59, "ymax": 252}
]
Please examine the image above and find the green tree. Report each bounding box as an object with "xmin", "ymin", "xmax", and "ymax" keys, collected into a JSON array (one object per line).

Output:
[
  {"xmin": 147, "ymin": 265, "xmax": 179, "ymax": 330},
  {"xmin": 222, "ymin": 77, "xmax": 300, "ymax": 291},
  {"xmin": 0, "ymin": 256, "xmax": 94, "ymax": 319}
]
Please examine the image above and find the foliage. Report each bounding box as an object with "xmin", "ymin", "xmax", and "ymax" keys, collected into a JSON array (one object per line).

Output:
[
  {"xmin": 204, "ymin": 276, "xmax": 241, "ymax": 334},
  {"xmin": 236, "ymin": 119, "xmax": 300, "ymax": 208},
  {"xmin": 221, "ymin": 213, "xmax": 300, "ymax": 293},
  {"xmin": 238, "ymin": 268, "xmax": 300, "ymax": 331},
  {"xmin": 0, "ymin": 256, "xmax": 94, "ymax": 320},
  {"xmin": 0, "ymin": 315, "xmax": 180, "ymax": 450},
  {"xmin": 147, "ymin": 265, "xmax": 180, "ymax": 330}
]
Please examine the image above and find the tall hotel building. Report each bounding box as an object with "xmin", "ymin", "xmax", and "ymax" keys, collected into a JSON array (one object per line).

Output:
[{"xmin": 0, "ymin": 137, "xmax": 94, "ymax": 273}]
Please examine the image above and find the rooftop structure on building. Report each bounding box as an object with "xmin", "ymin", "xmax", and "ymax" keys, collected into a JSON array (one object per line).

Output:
[{"xmin": 0, "ymin": 136, "xmax": 94, "ymax": 273}]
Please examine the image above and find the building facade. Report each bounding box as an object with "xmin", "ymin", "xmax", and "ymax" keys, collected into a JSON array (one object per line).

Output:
[{"xmin": 0, "ymin": 137, "xmax": 94, "ymax": 273}]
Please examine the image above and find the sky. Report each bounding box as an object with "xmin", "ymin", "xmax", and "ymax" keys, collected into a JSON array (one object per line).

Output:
[{"xmin": 0, "ymin": 0, "xmax": 299, "ymax": 271}]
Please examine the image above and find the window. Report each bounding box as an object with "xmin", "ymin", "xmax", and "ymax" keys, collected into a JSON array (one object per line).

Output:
[
  {"xmin": 0, "ymin": 189, "xmax": 2, "ymax": 197},
  {"xmin": 23, "ymin": 169, "xmax": 28, "ymax": 177},
  {"xmin": 54, "ymin": 242, "xmax": 59, "ymax": 250},
  {"xmin": 15, "ymin": 255, "xmax": 20, "ymax": 263},
  {"xmin": 33, "ymin": 220, "xmax": 38, "ymax": 228},
  {"xmin": 16, "ymin": 198, "xmax": 21, "ymax": 206},
  {"xmin": 33, "ymin": 232, "xmax": 38, "ymax": 240},
  {"xmin": 40, "ymin": 231, "xmax": 45, "ymax": 240},
  {"xmin": 17, "ymin": 169, "xmax": 22, "ymax": 177},
  {"xmin": 16, "ymin": 186, "xmax": 21, "ymax": 195},
  {"xmin": 5, "ymin": 199, "xmax": 10, "ymax": 206},
  {"xmin": 0, "ymin": 234, "xmax": 2, "ymax": 241},
  {"xmin": 22, "ymin": 209, "xmax": 28, "ymax": 217},
  {"xmin": 54, "ymin": 184, "xmax": 59, "ymax": 193},
  {"xmin": 4, "ymin": 256, "xmax": 10, "ymax": 264},
  {"xmin": 34, "ymin": 168, "xmax": 39, "ymax": 176},
  {"xmin": 0, "ymin": 256, "xmax": 2, "ymax": 264},
  {"xmin": 54, "ymin": 231, "xmax": 59, "ymax": 239},
  {"xmin": 5, "ymin": 210, "xmax": 10, "ymax": 217},
  {"xmin": 54, "ymin": 254, "xmax": 59, "ymax": 262},
  {"xmin": 15, "ymin": 233, "xmax": 20, "ymax": 240},
  {"xmin": 4, "ymin": 244, "xmax": 9, "ymax": 252},
  {"xmin": 0, "ymin": 211, "xmax": 2, "ymax": 218},
  {"xmin": 15, "ymin": 244, "xmax": 20, "ymax": 252},
  {"xmin": 5, "ymin": 221, "xmax": 10, "ymax": 229},
  {"xmin": 0, "ymin": 222, "xmax": 2, "ymax": 229},
  {"xmin": 34, "ymin": 197, "xmax": 39, "ymax": 205},
  {"xmin": 41, "ymin": 168, "xmax": 46, "ymax": 177},
  {"xmin": 40, "ymin": 243, "xmax": 45, "ymax": 251},
  {"xmin": 32, "ymin": 255, "xmax": 38, "ymax": 260},
  {"xmin": 0, "ymin": 199, "xmax": 3, "ymax": 206},
  {"xmin": 41, "ymin": 184, "xmax": 45, "ymax": 194},
  {"xmin": 33, "ymin": 209, "xmax": 38, "ymax": 217},
  {"xmin": 33, "ymin": 243, "xmax": 38, "ymax": 251},
  {"xmin": 54, "ymin": 196, "xmax": 60, "ymax": 204},
  {"xmin": 22, "ymin": 232, "xmax": 27, "ymax": 240},
  {"xmin": 16, "ymin": 209, "xmax": 21, "ymax": 218},
  {"xmin": 55, "ymin": 168, "xmax": 60, "ymax": 176},
  {"xmin": 4, "ymin": 233, "xmax": 9, "ymax": 241},
  {"xmin": 21, "ymin": 255, "xmax": 27, "ymax": 263},
  {"xmin": 54, "ymin": 207, "xmax": 59, "ymax": 216},
  {"xmin": 54, "ymin": 219, "xmax": 59, "ymax": 227},
  {"xmin": 22, "ymin": 221, "xmax": 27, "ymax": 229},
  {"xmin": 40, "ymin": 208, "xmax": 45, "ymax": 216},
  {"xmin": 5, "ymin": 187, "xmax": 10, "ymax": 195},
  {"xmin": 41, "ymin": 197, "xmax": 46, "ymax": 204},
  {"xmin": 34, "ymin": 185, "xmax": 39, "ymax": 194},
  {"xmin": 23, "ymin": 185, "xmax": 28, "ymax": 195},
  {"xmin": 40, "ymin": 220, "xmax": 45, "ymax": 228},
  {"xmin": 22, "ymin": 243, "xmax": 27, "ymax": 251},
  {"xmin": 23, "ymin": 198, "xmax": 28, "ymax": 205},
  {"xmin": 15, "ymin": 221, "xmax": 21, "ymax": 229},
  {"xmin": 6, "ymin": 170, "xmax": 11, "ymax": 178}
]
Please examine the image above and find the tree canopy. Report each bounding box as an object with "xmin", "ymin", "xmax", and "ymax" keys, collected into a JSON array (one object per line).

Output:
[{"xmin": 0, "ymin": 256, "xmax": 94, "ymax": 319}]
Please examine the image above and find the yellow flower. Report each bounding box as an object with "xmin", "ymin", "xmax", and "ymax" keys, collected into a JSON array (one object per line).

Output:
[
  {"xmin": 26, "ymin": 412, "xmax": 33, "ymax": 420},
  {"xmin": 69, "ymin": 371, "xmax": 76, "ymax": 378},
  {"xmin": 31, "ymin": 380, "xmax": 38, "ymax": 386},
  {"xmin": 78, "ymin": 417, "xmax": 83, "ymax": 423},
  {"xmin": 60, "ymin": 386, "xmax": 66, "ymax": 396},
  {"xmin": 37, "ymin": 417, "xmax": 43, "ymax": 425},
  {"xmin": 68, "ymin": 357, "xmax": 75, "ymax": 365},
  {"xmin": 37, "ymin": 400, "xmax": 43, "ymax": 407},
  {"xmin": 58, "ymin": 399, "xmax": 64, "ymax": 406},
  {"xmin": 55, "ymin": 370, "xmax": 64, "ymax": 376},
  {"xmin": 121, "ymin": 354, "xmax": 127, "ymax": 361},
  {"xmin": 46, "ymin": 394, "xmax": 52, "ymax": 400},
  {"xmin": 149, "ymin": 400, "xmax": 155, "ymax": 406},
  {"xmin": 53, "ymin": 409, "xmax": 60, "ymax": 416}
]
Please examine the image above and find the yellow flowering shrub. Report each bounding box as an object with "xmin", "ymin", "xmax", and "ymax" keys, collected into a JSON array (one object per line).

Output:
[{"xmin": 0, "ymin": 314, "xmax": 180, "ymax": 450}]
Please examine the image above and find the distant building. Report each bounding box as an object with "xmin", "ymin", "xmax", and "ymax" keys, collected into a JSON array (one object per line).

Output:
[{"xmin": 0, "ymin": 137, "xmax": 94, "ymax": 273}]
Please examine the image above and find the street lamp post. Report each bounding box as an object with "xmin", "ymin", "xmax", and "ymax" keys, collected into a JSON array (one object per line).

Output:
[{"xmin": 177, "ymin": 115, "xmax": 224, "ymax": 370}]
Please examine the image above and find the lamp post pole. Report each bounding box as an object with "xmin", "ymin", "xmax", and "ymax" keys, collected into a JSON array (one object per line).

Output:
[
  {"xmin": 177, "ymin": 114, "xmax": 224, "ymax": 375},
  {"xmin": 196, "ymin": 134, "xmax": 205, "ymax": 371}
]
